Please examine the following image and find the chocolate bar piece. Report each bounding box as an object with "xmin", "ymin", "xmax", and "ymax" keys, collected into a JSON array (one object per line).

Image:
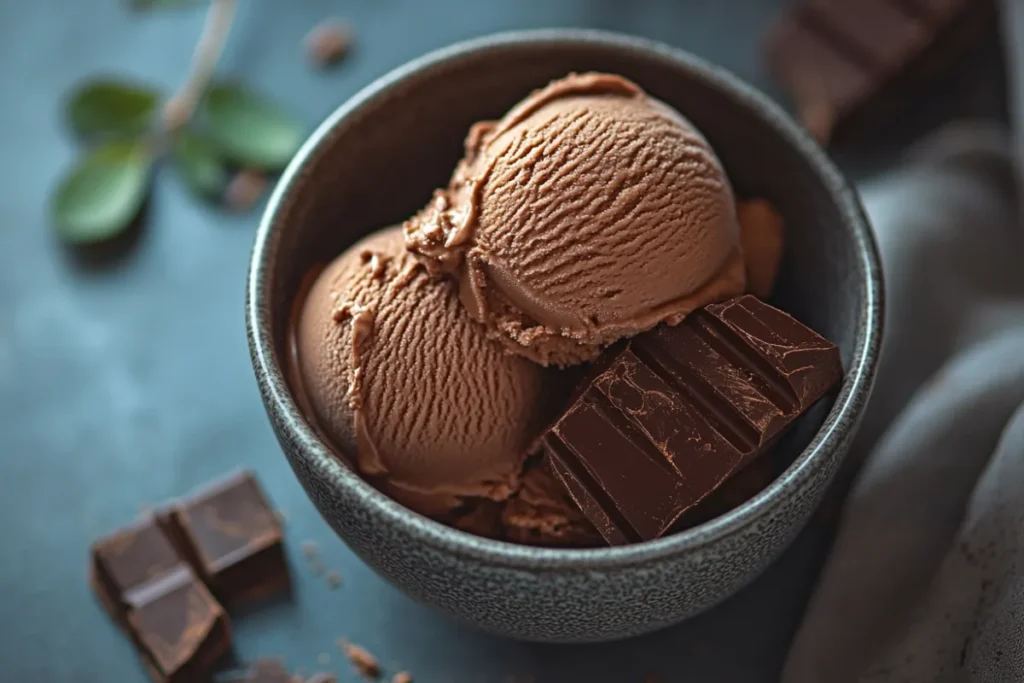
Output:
[
  {"xmin": 765, "ymin": 0, "xmax": 995, "ymax": 143},
  {"xmin": 91, "ymin": 518, "xmax": 231, "ymax": 682},
  {"xmin": 541, "ymin": 295, "xmax": 842, "ymax": 545},
  {"xmin": 167, "ymin": 471, "xmax": 289, "ymax": 607},
  {"xmin": 676, "ymin": 447, "xmax": 780, "ymax": 529},
  {"xmin": 128, "ymin": 567, "xmax": 232, "ymax": 682},
  {"xmin": 91, "ymin": 517, "xmax": 188, "ymax": 629}
]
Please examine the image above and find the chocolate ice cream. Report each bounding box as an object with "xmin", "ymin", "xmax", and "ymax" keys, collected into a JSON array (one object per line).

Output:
[
  {"xmin": 405, "ymin": 73, "xmax": 746, "ymax": 366},
  {"xmin": 290, "ymin": 72, "xmax": 820, "ymax": 548},
  {"xmin": 500, "ymin": 460, "xmax": 602, "ymax": 547},
  {"xmin": 294, "ymin": 227, "xmax": 567, "ymax": 516}
]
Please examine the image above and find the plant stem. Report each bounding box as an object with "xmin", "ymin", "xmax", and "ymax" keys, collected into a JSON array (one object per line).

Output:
[{"xmin": 164, "ymin": 0, "xmax": 237, "ymax": 131}]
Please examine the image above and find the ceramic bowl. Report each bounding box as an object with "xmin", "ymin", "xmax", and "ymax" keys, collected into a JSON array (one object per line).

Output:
[{"xmin": 246, "ymin": 29, "xmax": 883, "ymax": 643}]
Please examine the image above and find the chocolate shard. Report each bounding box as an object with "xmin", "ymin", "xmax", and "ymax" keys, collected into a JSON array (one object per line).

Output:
[
  {"xmin": 800, "ymin": 0, "xmax": 930, "ymax": 74},
  {"xmin": 541, "ymin": 295, "xmax": 842, "ymax": 545},
  {"xmin": 90, "ymin": 517, "xmax": 232, "ymax": 682},
  {"xmin": 167, "ymin": 471, "xmax": 290, "ymax": 608},
  {"xmin": 128, "ymin": 566, "xmax": 232, "ymax": 683},
  {"xmin": 764, "ymin": 0, "xmax": 996, "ymax": 144}
]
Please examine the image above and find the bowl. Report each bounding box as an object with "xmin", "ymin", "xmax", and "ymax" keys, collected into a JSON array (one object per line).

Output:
[{"xmin": 246, "ymin": 29, "xmax": 883, "ymax": 643}]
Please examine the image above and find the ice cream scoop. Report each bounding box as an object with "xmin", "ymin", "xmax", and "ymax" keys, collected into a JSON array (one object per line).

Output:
[
  {"xmin": 405, "ymin": 72, "xmax": 746, "ymax": 366},
  {"xmin": 294, "ymin": 226, "xmax": 567, "ymax": 516}
]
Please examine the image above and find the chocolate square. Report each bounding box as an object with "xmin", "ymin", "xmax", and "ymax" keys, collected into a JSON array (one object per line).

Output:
[
  {"xmin": 804, "ymin": 0, "xmax": 929, "ymax": 73},
  {"xmin": 90, "ymin": 517, "xmax": 232, "ymax": 682},
  {"xmin": 764, "ymin": 16, "xmax": 873, "ymax": 141},
  {"xmin": 764, "ymin": 0, "xmax": 995, "ymax": 144},
  {"xmin": 90, "ymin": 516, "xmax": 193, "ymax": 629},
  {"xmin": 126, "ymin": 565, "xmax": 231, "ymax": 683},
  {"xmin": 168, "ymin": 471, "xmax": 289, "ymax": 607}
]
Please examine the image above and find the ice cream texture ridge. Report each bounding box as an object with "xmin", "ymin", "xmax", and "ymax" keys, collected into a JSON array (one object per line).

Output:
[
  {"xmin": 295, "ymin": 227, "xmax": 571, "ymax": 519},
  {"xmin": 404, "ymin": 72, "xmax": 747, "ymax": 366}
]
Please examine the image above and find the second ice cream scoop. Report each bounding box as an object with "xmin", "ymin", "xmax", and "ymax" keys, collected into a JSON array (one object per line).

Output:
[
  {"xmin": 405, "ymin": 72, "xmax": 746, "ymax": 366},
  {"xmin": 294, "ymin": 227, "xmax": 566, "ymax": 516}
]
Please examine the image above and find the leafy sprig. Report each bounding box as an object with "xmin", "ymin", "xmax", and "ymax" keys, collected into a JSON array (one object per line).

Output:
[{"xmin": 52, "ymin": 0, "xmax": 306, "ymax": 244}]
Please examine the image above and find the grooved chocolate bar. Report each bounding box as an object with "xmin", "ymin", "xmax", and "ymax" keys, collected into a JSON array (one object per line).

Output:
[
  {"xmin": 90, "ymin": 517, "xmax": 232, "ymax": 682},
  {"xmin": 765, "ymin": 0, "xmax": 995, "ymax": 143},
  {"xmin": 542, "ymin": 295, "xmax": 842, "ymax": 545}
]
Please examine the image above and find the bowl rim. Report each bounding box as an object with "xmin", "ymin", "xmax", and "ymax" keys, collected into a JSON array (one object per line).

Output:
[{"xmin": 247, "ymin": 28, "xmax": 884, "ymax": 571}]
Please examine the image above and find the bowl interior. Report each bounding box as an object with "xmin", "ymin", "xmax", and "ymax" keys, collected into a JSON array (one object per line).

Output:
[{"xmin": 259, "ymin": 33, "xmax": 875, "ymax": 540}]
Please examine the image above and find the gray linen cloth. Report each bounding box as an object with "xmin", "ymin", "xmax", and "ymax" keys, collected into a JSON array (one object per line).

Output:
[{"xmin": 781, "ymin": 123, "xmax": 1024, "ymax": 683}]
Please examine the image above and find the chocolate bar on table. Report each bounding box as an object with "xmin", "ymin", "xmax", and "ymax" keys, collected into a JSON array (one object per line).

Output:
[
  {"xmin": 90, "ymin": 517, "xmax": 232, "ymax": 682},
  {"xmin": 541, "ymin": 295, "xmax": 842, "ymax": 546},
  {"xmin": 764, "ymin": 0, "xmax": 996, "ymax": 143},
  {"xmin": 166, "ymin": 470, "xmax": 289, "ymax": 608}
]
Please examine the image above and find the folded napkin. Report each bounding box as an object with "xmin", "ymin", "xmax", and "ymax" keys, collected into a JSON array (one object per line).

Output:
[{"xmin": 782, "ymin": 123, "xmax": 1024, "ymax": 682}]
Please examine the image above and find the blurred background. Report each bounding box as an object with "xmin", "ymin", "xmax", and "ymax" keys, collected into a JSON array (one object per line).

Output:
[{"xmin": 0, "ymin": 1, "xmax": 1007, "ymax": 681}]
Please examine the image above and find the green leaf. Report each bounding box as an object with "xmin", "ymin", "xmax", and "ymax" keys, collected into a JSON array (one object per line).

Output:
[
  {"xmin": 66, "ymin": 79, "xmax": 160, "ymax": 141},
  {"xmin": 203, "ymin": 82, "xmax": 304, "ymax": 170},
  {"xmin": 52, "ymin": 140, "xmax": 153, "ymax": 244},
  {"xmin": 172, "ymin": 129, "xmax": 229, "ymax": 199}
]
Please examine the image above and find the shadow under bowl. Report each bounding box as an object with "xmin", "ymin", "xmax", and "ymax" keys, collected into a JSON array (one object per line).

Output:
[{"xmin": 246, "ymin": 29, "xmax": 883, "ymax": 643}]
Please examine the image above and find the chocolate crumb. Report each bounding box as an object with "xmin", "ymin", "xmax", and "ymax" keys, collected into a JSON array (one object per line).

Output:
[
  {"xmin": 392, "ymin": 673, "xmax": 412, "ymax": 683},
  {"xmin": 317, "ymin": 653, "xmax": 331, "ymax": 666},
  {"xmin": 224, "ymin": 170, "xmax": 267, "ymax": 212},
  {"xmin": 305, "ymin": 19, "xmax": 352, "ymax": 68},
  {"xmin": 338, "ymin": 639, "xmax": 380, "ymax": 679},
  {"xmin": 301, "ymin": 541, "xmax": 319, "ymax": 558},
  {"xmin": 326, "ymin": 570, "xmax": 342, "ymax": 588}
]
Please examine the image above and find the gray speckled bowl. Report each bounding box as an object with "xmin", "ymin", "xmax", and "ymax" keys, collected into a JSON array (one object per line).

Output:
[{"xmin": 246, "ymin": 30, "xmax": 883, "ymax": 643}]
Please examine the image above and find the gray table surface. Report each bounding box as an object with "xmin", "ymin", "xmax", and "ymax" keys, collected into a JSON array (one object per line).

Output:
[{"xmin": 0, "ymin": 1, "xmax": 1000, "ymax": 681}]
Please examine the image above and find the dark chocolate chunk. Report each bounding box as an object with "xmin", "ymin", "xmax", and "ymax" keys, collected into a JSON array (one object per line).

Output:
[
  {"xmin": 801, "ymin": 0, "xmax": 929, "ymax": 73},
  {"xmin": 541, "ymin": 295, "xmax": 842, "ymax": 545},
  {"xmin": 168, "ymin": 471, "xmax": 289, "ymax": 607},
  {"xmin": 90, "ymin": 517, "xmax": 231, "ymax": 682},
  {"xmin": 676, "ymin": 446, "xmax": 780, "ymax": 529},
  {"xmin": 127, "ymin": 566, "xmax": 231, "ymax": 683},
  {"xmin": 91, "ymin": 516, "xmax": 189, "ymax": 629},
  {"xmin": 765, "ymin": 0, "xmax": 995, "ymax": 143}
]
